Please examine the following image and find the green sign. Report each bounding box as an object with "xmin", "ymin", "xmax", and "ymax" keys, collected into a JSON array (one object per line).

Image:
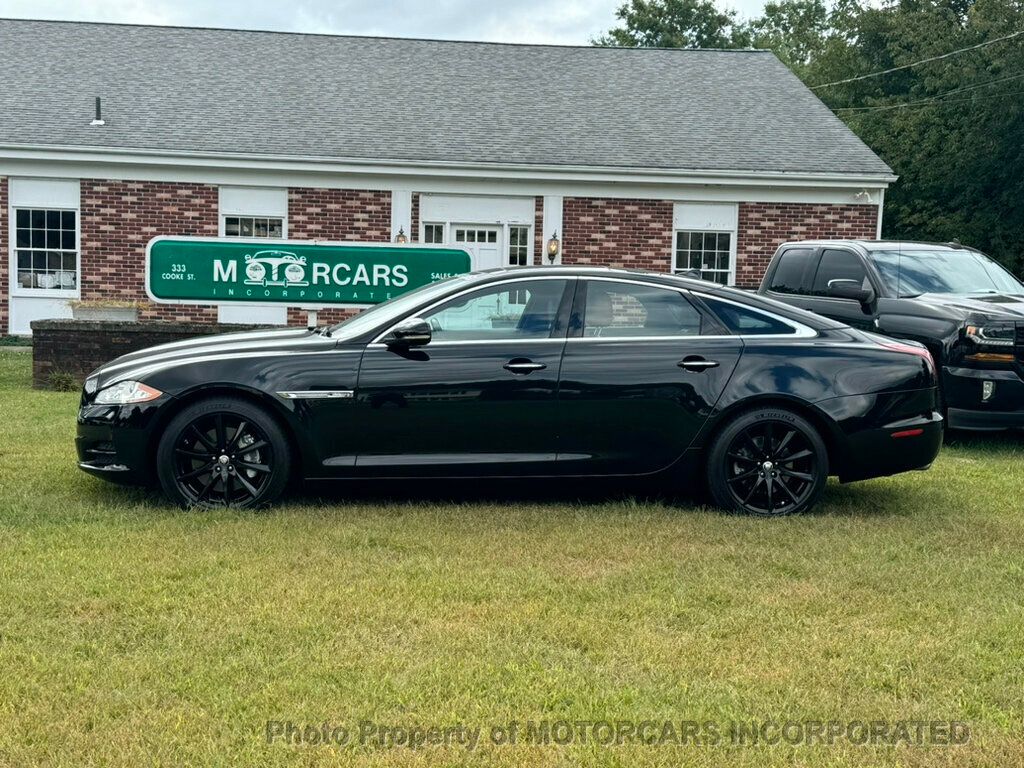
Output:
[{"xmin": 146, "ymin": 237, "xmax": 472, "ymax": 306}]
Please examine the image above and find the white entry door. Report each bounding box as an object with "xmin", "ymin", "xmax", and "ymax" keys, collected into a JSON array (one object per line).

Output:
[{"xmin": 453, "ymin": 225, "xmax": 502, "ymax": 271}]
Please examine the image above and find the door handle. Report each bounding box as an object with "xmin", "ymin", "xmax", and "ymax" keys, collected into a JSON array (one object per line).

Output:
[
  {"xmin": 678, "ymin": 356, "xmax": 719, "ymax": 371},
  {"xmin": 503, "ymin": 359, "xmax": 547, "ymax": 374}
]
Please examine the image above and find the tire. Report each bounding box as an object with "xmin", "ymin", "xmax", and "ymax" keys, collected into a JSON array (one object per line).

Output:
[
  {"xmin": 156, "ymin": 397, "xmax": 291, "ymax": 509},
  {"xmin": 706, "ymin": 407, "xmax": 828, "ymax": 516}
]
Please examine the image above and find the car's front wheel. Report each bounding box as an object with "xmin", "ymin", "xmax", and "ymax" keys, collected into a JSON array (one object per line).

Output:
[
  {"xmin": 706, "ymin": 407, "xmax": 828, "ymax": 516},
  {"xmin": 156, "ymin": 397, "xmax": 291, "ymax": 508}
]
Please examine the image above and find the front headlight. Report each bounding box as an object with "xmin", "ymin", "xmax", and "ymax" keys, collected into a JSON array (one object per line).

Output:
[
  {"xmin": 964, "ymin": 323, "xmax": 1016, "ymax": 363},
  {"xmin": 93, "ymin": 380, "xmax": 164, "ymax": 405}
]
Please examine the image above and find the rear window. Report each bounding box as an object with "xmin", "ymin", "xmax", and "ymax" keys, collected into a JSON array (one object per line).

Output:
[
  {"xmin": 702, "ymin": 296, "xmax": 797, "ymax": 335},
  {"xmin": 769, "ymin": 248, "xmax": 816, "ymax": 294}
]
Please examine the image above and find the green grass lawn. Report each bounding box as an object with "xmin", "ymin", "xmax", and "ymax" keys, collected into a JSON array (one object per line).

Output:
[{"xmin": 1, "ymin": 349, "xmax": 1022, "ymax": 766}]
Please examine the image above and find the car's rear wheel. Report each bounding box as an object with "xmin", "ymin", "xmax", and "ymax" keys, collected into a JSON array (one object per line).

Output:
[
  {"xmin": 156, "ymin": 397, "xmax": 291, "ymax": 508},
  {"xmin": 707, "ymin": 407, "xmax": 828, "ymax": 516}
]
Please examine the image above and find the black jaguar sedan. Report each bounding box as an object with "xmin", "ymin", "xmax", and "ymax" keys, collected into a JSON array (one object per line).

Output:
[{"xmin": 77, "ymin": 267, "xmax": 942, "ymax": 515}]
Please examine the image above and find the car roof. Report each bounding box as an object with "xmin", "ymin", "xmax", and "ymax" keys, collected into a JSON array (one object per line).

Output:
[{"xmin": 776, "ymin": 239, "xmax": 979, "ymax": 253}]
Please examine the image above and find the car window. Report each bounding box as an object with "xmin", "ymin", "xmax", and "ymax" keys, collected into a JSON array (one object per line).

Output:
[
  {"xmin": 869, "ymin": 248, "xmax": 1024, "ymax": 296},
  {"xmin": 422, "ymin": 280, "xmax": 569, "ymax": 341},
  {"xmin": 701, "ymin": 296, "xmax": 796, "ymax": 335},
  {"xmin": 769, "ymin": 248, "xmax": 816, "ymax": 294},
  {"xmin": 811, "ymin": 249, "xmax": 870, "ymax": 297},
  {"xmin": 583, "ymin": 282, "xmax": 703, "ymax": 337}
]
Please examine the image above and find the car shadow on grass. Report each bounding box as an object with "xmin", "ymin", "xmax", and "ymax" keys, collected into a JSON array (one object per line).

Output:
[{"xmin": 79, "ymin": 468, "xmax": 907, "ymax": 518}]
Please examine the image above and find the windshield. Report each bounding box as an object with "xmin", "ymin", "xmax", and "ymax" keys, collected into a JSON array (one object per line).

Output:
[
  {"xmin": 326, "ymin": 274, "xmax": 477, "ymax": 340},
  {"xmin": 870, "ymin": 248, "xmax": 1023, "ymax": 297}
]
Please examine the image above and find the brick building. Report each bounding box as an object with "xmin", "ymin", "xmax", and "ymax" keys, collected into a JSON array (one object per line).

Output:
[{"xmin": 0, "ymin": 19, "xmax": 893, "ymax": 334}]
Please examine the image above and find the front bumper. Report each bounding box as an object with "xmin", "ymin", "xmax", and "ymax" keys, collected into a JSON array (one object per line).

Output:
[
  {"xmin": 943, "ymin": 366, "xmax": 1024, "ymax": 431},
  {"xmin": 76, "ymin": 400, "xmax": 165, "ymax": 485}
]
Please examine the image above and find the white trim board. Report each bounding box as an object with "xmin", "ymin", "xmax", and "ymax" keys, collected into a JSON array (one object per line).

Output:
[
  {"xmin": 0, "ymin": 158, "xmax": 888, "ymax": 207},
  {"xmin": 0, "ymin": 143, "xmax": 898, "ymax": 186}
]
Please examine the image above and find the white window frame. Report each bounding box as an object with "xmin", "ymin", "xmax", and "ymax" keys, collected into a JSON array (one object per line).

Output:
[
  {"xmin": 218, "ymin": 186, "xmax": 288, "ymax": 239},
  {"xmin": 671, "ymin": 202, "xmax": 738, "ymax": 286},
  {"xmin": 8, "ymin": 179, "xmax": 81, "ymax": 300},
  {"xmin": 422, "ymin": 222, "xmax": 446, "ymax": 244}
]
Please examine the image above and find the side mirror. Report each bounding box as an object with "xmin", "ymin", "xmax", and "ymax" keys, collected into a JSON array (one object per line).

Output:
[
  {"xmin": 828, "ymin": 279, "xmax": 876, "ymax": 308},
  {"xmin": 384, "ymin": 317, "xmax": 432, "ymax": 348}
]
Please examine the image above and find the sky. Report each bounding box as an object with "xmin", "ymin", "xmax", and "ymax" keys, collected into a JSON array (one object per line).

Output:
[{"xmin": 0, "ymin": 0, "xmax": 768, "ymax": 45}]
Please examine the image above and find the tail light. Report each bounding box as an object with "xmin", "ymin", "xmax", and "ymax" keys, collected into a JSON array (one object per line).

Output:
[{"xmin": 878, "ymin": 339, "xmax": 937, "ymax": 380}]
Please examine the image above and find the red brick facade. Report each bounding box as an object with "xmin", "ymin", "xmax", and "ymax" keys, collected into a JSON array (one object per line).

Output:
[
  {"xmin": 561, "ymin": 197, "xmax": 675, "ymax": 269},
  {"xmin": 410, "ymin": 192, "xmax": 420, "ymax": 242},
  {"xmin": 735, "ymin": 202, "xmax": 879, "ymax": 288},
  {"xmin": 285, "ymin": 187, "xmax": 391, "ymax": 325},
  {"xmin": 0, "ymin": 177, "xmax": 7, "ymax": 334},
  {"xmin": 533, "ymin": 196, "xmax": 545, "ymax": 265},
  {"xmin": 560, "ymin": 197, "xmax": 879, "ymax": 287},
  {"xmin": 80, "ymin": 180, "xmax": 220, "ymax": 323},
  {"xmin": 3, "ymin": 181, "xmax": 880, "ymax": 334}
]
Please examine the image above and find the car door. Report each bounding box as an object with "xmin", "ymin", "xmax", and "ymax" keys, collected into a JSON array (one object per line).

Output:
[
  {"xmin": 556, "ymin": 278, "xmax": 743, "ymax": 475},
  {"xmin": 799, "ymin": 247, "xmax": 880, "ymax": 330},
  {"xmin": 349, "ymin": 277, "xmax": 574, "ymax": 477}
]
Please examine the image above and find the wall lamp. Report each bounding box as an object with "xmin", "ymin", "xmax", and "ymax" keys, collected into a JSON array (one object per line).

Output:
[{"xmin": 546, "ymin": 231, "xmax": 560, "ymax": 261}]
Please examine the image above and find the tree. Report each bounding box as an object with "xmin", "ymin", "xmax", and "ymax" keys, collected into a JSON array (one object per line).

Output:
[
  {"xmin": 593, "ymin": 0, "xmax": 749, "ymax": 48},
  {"xmin": 745, "ymin": 0, "xmax": 832, "ymax": 74},
  {"xmin": 594, "ymin": 0, "xmax": 1024, "ymax": 273}
]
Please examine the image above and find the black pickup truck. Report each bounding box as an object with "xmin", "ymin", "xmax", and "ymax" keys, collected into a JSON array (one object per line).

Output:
[{"xmin": 757, "ymin": 240, "xmax": 1024, "ymax": 431}]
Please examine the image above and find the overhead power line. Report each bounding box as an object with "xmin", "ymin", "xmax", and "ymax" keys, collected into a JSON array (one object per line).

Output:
[
  {"xmin": 834, "ymin": 86, "xmax": 1024, "ymax": 113},
  {"xmin": 810, "ymin": 29, "xmax": 1024, "ymax": 90},
  {"xmin": 833, "ymin": 69, "xmax": 1024, "ymax": 111}
]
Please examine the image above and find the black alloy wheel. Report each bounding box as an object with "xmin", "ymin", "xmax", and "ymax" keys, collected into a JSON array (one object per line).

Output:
[
  {"xmin": 707, "ymin": 408, "xmax": 828, "ymax": 516},
  {"xmin": 156, "ymin": 398, "xmax": 290, "ymax": 508}
]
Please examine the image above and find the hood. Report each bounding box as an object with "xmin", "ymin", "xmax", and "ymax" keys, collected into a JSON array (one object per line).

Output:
[
  {"xmin": 911, "ymin": 292, "xmax": 1024, "ymax": 321},
  {"xmin": 89, "ymin": 327, "xmax": 336, "ymax": 388}
]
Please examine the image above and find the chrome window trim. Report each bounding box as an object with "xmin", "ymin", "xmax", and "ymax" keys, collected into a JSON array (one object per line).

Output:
[{"xmin": 370, "ymin": 275, "xmax": 573, "ymax": 345}]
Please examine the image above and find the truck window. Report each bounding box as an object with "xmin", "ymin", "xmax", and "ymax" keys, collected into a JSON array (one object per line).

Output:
[
  {"xmin": 811, "ymin": 249, "xmax": 869, "ymax": 297},
  {"xmin": 768, "ymin": 248, "xmax": 816, "ymax": 294}
]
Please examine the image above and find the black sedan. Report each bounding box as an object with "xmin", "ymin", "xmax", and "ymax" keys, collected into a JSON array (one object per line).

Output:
[{"xmin": 77, "ymin": 267, "xmax": 943, "ymax": 515}]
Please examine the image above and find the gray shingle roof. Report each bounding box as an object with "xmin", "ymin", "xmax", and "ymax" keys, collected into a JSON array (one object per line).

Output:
[{"xmin": 0, "ymin": 19, "xmax": 892, "ymax": 177}]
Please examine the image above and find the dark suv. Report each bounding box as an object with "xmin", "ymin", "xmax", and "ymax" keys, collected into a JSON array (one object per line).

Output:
[{"xmin": 758, "ymin": 240, "xmax": 1024, "ymax": 431}]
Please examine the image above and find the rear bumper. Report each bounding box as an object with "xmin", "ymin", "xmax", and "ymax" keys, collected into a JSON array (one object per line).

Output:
[
  {"xmin": 943, "ymin": 366, "xmax": 1024, "ymax": 431},
  {"xmin": 837, "ymin": 410, "xmax": 944, "ymax": 483}
]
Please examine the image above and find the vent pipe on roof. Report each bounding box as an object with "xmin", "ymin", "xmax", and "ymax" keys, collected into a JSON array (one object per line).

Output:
[{"xmin": 90, "ymin": 97, "xmax": 105, "ymax": 126}]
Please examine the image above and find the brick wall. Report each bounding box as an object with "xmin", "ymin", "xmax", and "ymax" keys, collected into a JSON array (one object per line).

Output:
[
  {"xmin": 410, "ymin": 192, "xmax": 420, "ymax": 242},
  {"xmin": 561, "ymin": 196, "xmax": 879, "ymax": 287},
  {"xmin": 0, "ymin": 177, "xmax": 7, "ymax": 333},
  {"xmin": 533, "ymin": 196, "xmax": 545, "ymax": 265},
  {"xmin": 736, "ymin": 202, "xmax": 878, "ymax": 288},
  {"xmin": 30, "ymin": 319, "xmax": 270, "ymax": 389},
  {"xmin": 286, "ymin": 187, "xmax": 391, "ymax": 325},
  {"xmin": 288, "ymin": 187, "xmax": 390, "ymax": 241},
  {"xmin": 561, "ymin": 198, "xmax": 675, "ymax": 270},
  {"xmin": 80, "ymin": 180, "xmax": 220, "ymax": 322}
]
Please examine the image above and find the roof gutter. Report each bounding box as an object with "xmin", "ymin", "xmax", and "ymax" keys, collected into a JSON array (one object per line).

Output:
[{"xmin": 0, "ymin": 142, "xmax": 897, "ymax": 188}]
